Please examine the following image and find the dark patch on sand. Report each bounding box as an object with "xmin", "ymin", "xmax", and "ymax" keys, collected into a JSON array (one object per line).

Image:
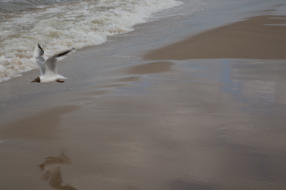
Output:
[{"xmin": 39, "ymin": 153, "xmax": 76, "ymax": 190}]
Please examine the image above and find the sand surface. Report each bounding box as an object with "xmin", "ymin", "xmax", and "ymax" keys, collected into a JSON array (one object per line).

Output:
[
  {"xmin": 146, "ymin": 15, "xmax": 286, "ymax": 60},
  {"xmin": 1, "ymin": 1, "xmax": 286, "ymax": 189}
]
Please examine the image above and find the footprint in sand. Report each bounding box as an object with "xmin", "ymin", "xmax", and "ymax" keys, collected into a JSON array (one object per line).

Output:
[{"xmin": 39, "ymin": 152, "xmax": 76, "ymax": 190}]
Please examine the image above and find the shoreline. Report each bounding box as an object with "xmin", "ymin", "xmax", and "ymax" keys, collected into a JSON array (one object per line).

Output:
[
  {"xmin": 0, "ymin": 0, "xmax": 184, "ymax": 84},
  {"xmin": 1, "ymin": 1, "xmax": 286, "ymax": 189}
]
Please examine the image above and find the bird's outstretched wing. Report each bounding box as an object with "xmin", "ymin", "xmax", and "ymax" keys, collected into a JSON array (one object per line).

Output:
[
  {"xmin": 38, "ymin": 43, "xmax": 44, "ymax": 57},
  {"xmin": 44, "ymin": 49, "xmax": 73, "ymax": 74}
]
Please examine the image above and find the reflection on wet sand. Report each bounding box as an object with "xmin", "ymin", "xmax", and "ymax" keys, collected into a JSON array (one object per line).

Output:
[
  {"xmin": 169, "ymin": 179, "xmax": 217, "ymax": 190},
  {"xmin": 39, "ymin": 153, "xmax": 76, "ymax": 190},
  {"xmin": 220, "ymin": 60, "xmax": 286, "ymax": 112},
  {"xmin": 0, "ymin": 105, "xmax": 78, "ymax": 140},
  {"xmin": 82, "ymin": 62, "xmax": 172, "ymax": 104},
  {"xmin": 118, "ymin": 76, "xmax": 140, "ymax": 82},
  {"xmin": 126, "ymin": 61, "xmax": 173, "ymax": 74}
]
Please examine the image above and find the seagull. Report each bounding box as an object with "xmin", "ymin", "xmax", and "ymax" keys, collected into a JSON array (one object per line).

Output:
[{"xmin": 32, "ymin": 43, "xmax": 73, "ymax": 83}]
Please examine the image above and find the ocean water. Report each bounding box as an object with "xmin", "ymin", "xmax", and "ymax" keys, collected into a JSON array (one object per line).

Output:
[{"xmin": 0, "ymin": 0, "xmax": 204, "ymax": 82}]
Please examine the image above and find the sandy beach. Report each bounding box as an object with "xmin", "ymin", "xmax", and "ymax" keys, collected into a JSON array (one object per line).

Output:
[
  {"xmin": 145, "ymin": 15, "xmax": 286, "ymax": 60},
  {"xmin": 1, "ymin": 0, "xmax": 286, "ymax": 189}
]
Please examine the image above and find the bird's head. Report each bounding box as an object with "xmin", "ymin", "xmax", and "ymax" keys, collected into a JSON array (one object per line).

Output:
[{"xmin": 32, "ymin": 76, "xmax": 41, "ymax": 83}]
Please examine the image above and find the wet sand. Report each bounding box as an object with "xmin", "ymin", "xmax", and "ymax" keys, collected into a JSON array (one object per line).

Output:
[
  {"xmin": 146, "ymin": 15, "xmax": 286, "ymax": 60},
  {"xmin": 1, "ymin": 1, "xmax": 286, "ymax": 189}
]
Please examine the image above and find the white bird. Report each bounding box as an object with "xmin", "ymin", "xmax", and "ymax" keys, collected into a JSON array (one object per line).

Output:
[{"xmin": 32, "ymin": 43, "xmax": 73, "ymax": 83}]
